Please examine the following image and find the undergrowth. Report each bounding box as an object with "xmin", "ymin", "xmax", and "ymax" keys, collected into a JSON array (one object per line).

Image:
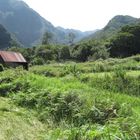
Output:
[{"xmin": 0, "ymin": 56, "xmax": 140, "ymax": 139}]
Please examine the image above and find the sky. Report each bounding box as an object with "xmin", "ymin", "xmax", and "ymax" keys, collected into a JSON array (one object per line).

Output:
[{"xmin": 22, "ymin": 0, "xmax": 140, "ymax": 31}]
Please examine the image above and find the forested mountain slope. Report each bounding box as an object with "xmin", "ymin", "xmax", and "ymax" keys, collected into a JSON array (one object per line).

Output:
[
  {"xmin": 84, "ymin": 15, "xmax": 140, "ymax": 42},
  {"xmin": 0, "ymin": 24, "xmax": 13, "ymax": 49},
  {"xmin": 0, "ymin": 0, "xmax": 93, "ymax": 47}
]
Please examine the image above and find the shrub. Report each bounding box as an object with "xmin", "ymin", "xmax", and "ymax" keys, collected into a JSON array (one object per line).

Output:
[{"xmin": 37, "ymin": 92, "xmax": 85, "ymax": 124}]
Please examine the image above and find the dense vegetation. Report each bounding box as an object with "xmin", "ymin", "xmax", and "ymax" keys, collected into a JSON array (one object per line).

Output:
[
  {"xmin": 7, "ymin": 22, "xmax": 140, "ymax": 63},
  {"xmin": 1, "ymin": 8, "xmax": 140, "ymax": 60},
  {"xmin": 108, "ymin": 24, "xmax": 140, "ymax": 57},
  {"xmin": 0, "ymin": 55, "xmax": 140, "ymax": 139},
  {"xmin": 85, "ymin": 15, "xmax": 140, "ymax": 43},
  {"xmin": 79, "ymin": 20, "xmax": 140, "ymax": 60},
  {"xmin": 0, "ymin": 2, "xmax": 140, "ymax": 139}
]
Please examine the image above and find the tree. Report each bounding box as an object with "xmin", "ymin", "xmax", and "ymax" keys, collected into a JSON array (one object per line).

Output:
[
  {"xmin": 35, "ymin": 45, "xmax": 54, "ymax": 61},
  {"xmin": 88, "ymin": 46, "xmax": 109, "ymax": 60},
  {"xmin": 72, "ymin": 44, "xmax": 92, "ymax": 62},
  {"xmin": 60, "ymin": 46, "xmax": 70, "ymax": 60},
  {"xmin": 108, "ymin": 24, "xmax": 140, "ymax": 57},
  {"xmin": 42, "ymin": 32, "xmax": 53, "ymax": 45}
]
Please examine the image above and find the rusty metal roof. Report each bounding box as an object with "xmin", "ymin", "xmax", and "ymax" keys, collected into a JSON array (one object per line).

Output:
[{"xmin": 0, "ymin": 51, "xmax": 27, "ymax": 63}]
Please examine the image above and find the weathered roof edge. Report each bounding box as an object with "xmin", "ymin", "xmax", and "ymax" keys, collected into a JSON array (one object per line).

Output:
[{"xmin": 0, "ymin": 51, "xmax": 27, "ymax": 63}]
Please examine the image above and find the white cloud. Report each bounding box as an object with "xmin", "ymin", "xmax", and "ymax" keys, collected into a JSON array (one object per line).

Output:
[{"xmin": 22, "ymin": 0, "xmax": 140, "ymax": 31}]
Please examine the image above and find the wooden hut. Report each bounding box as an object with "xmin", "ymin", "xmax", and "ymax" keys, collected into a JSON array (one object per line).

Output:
[{"xmin": 0, "ymin": 51, "xmax": 28, "ymax": 70}]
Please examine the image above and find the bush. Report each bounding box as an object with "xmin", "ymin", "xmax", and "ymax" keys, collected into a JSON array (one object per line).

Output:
[{"xmin": 13, "ymin": 90, "xmax": 124, "ymax": 126}]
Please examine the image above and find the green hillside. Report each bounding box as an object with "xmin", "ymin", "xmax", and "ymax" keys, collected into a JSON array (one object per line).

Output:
[
  {"xmin": 0, "ymin": 55, "xmax": 140, "ymax": 139},
  {"xmin": 76, "ymin": 15, "xmax": 140, "ymax": 61},
  {"xmin": 108, "ymin": 23, "xmax": 140, "ymax": 57},
  {"xmin": 84, "ymin": 15, "xmax": 140, "ymax": 43}
]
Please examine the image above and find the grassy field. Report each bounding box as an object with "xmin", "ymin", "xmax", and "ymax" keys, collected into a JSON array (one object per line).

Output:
[{"xmin": 0, "ymin": 55, "xmax": 140, "ymax": 139}]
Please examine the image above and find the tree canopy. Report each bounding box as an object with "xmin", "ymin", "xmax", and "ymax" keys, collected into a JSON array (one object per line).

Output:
[{"xmin": 108, "ymin": 24, "xmax": 140, "ymax": 57}]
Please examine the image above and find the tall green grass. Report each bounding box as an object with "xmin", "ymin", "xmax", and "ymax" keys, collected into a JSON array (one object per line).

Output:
[{"xmin": 0, "ymin": 55, "xmax": 140, "ymax": 139}]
